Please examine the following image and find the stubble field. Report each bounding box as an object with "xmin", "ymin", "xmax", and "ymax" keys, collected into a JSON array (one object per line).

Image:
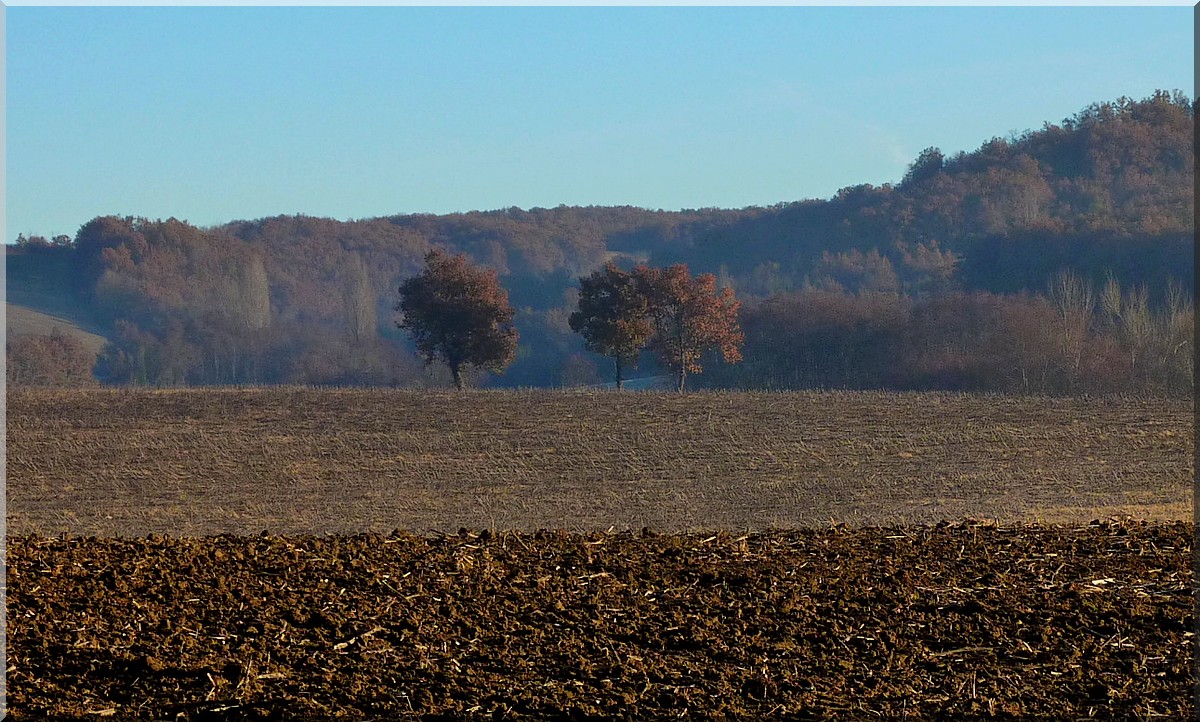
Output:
[
  {"xmin": 6, "ymin": 388, "xmax": 1193, "ymax": 535},
  {"xmin": 5, "ymin": 388, "xmax": 1195, "ymax": 720}
]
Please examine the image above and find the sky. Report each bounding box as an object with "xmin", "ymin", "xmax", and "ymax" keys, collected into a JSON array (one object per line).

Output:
[{"xmin": 5, "ymin": 5, "xmax": 1195, "ymax": 240}]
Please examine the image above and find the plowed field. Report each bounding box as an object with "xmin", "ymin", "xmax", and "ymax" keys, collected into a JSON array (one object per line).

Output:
[
  {"xmin": 8, "ymin": 521, "xmax": 1193, "ymax": 720},
  {"xmin": 7, "ymin": 389, "xmax": 1194, "ymax": 719}
]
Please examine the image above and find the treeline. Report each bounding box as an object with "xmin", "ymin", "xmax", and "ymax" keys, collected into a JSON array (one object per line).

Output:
[
  {"xmin": 696, "ymin": 273, "xmax": 1193, "ymax": 396},
  {"xmin": 6, "ymin": 91, "xmax": 1193, "ymax": 395},
  {"xmin": 6, "ymin": 330, "xmax": 97, "ymax": 387}
]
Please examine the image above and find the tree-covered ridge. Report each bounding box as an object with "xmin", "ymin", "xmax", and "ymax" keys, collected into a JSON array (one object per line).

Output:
[
  {"xmin": 7, "ymin": 91, "xmax": 1193, "ymax": 393},
  {"xmin": 672, "ymin": 90, "xmax": 1193, "ymax": 296}
]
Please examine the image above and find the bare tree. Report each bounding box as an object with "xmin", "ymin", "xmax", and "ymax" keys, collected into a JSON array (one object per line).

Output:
[
  {"xmin": 1100, "ymin": 275, "xmax": 1155, "ymax": 383},
  {"xmin": 1160, "ymin": 280, "xmax": 1194, "ymax": 387},
  {"xmin": 1049, "ymin": 270, "xmax": 1095, "ymax": 390}
]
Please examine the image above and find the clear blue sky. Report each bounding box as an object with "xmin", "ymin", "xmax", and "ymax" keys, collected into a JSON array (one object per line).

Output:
[{"xmin": 6, "ymin": 6, "xmax": 1194, "ymax": 240}]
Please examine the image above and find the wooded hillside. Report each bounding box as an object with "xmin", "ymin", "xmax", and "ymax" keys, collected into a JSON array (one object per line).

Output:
[{"xmin": 7, "ymin": 92, "xmax": 1193, "ymax": 393}]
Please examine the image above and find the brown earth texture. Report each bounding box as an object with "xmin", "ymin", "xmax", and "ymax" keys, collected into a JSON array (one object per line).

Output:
[
  {"xmin": 8, "ymin": 520, "xmax": 1194, "ymax": 721},
  {"xmin": 6, "ymin": 389, "xmax": 1194, "ymax": 535}
]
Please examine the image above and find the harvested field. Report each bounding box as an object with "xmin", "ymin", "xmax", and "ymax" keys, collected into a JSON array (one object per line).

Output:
[
  {"xmin": 5, "ymin": 388, "xmax": 1194, "ymax": 535},
  {"xmin": 7, "ymin": 521, "xmax": 1194, "ymax": 720}
]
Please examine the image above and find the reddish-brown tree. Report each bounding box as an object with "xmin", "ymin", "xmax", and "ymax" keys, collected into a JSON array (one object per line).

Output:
[
  {"xmin": 635, "ymin": 264, "xmax": 743, "ymax": 392},
  {"xmin": 7, "ymin": 330, "xmax": 98, "ymax": 387},
  {"xmin": 568, "ymin": 262, "xmax": 653, "ymax": 389},
  {"xmin": 396, "ymin": 250, "xmax": 518, "ymax": 389}
]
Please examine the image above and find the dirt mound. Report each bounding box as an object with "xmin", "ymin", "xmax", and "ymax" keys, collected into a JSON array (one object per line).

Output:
[{"xmin": 8, "ymin": 521, "xmax": 1193, "ymax": 720}]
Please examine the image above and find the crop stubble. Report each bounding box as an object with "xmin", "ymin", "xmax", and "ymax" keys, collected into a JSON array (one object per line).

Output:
[
  {"xmin": 5, "ymin": 389, "xmax": 1194, "ymax": 719},
  {"xmin": 5, "ymin": 388, "xmax": 1193, "ymax": 535}
]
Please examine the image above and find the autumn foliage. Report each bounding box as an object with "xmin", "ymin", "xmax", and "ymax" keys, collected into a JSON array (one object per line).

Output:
[
  {"xmin": 635, "ymin": 265, "xmax": 743, "ymax": 392},
  {"xmin": 568, "ymin": 263, "xmax": 653, "ymax": 388},
  {"xmin": 568, "ymin": 263, "xmax": 743, "ymax": 391},
  {"xmin": 4, "ymin": 92, "xmax": 1192, "ymax": 394},
  {"xmin": 396, "ymin": 250, "xmax": 519, "ymax": 389},
  {"xmin": 7, "ymin": 331, "xmax": 98, "ymax": 387}
]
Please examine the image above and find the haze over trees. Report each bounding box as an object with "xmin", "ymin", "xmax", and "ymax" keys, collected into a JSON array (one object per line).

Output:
[{"xmin": 6, "ymin": 91, "xmax": 1193, "ymax": 395}]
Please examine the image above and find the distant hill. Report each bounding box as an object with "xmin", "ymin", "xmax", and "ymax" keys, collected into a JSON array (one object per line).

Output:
[
  {"xmin": 210, "ymin": 91, "xmax": 1194, "ymax": 301},
  {"xmin": 661, "ymin": 90, "xmax": 1194, "ymax": 296},
  {"xmin": 7, "ymin": 91, "xmax": 1193, "ymax": 392},
  {"xmin": 6, "ymin": 244, "xmax": 110, "ymax": 357},
  {"xmin": 6, "ymin": 304, "xmax": 108, "ymax": 357}
]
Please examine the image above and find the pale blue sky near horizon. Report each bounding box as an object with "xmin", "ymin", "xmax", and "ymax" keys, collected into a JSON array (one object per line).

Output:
[{"xmin": 6, "ymin": 6, "xmax": 1194, "ymax": 240}]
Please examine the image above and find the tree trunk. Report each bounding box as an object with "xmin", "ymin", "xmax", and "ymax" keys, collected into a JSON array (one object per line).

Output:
[
  {"xmin": 451, "ymin": 363, "xmax": 464, "ymax": 390},
  {"xmin": 615, "ymin": 356, "xmax": 624, "ymax": 390},
  {"xmin": 677, "ymin": 344, "xmax": 687, "ymax": 392}
]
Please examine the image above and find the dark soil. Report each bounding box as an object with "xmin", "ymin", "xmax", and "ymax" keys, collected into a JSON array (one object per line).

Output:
[{"xmin": 8, "ymin": 520, "xmax": 1194, "ymax": 720}]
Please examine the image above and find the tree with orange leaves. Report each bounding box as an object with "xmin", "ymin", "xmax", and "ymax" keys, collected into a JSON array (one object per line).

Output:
[
  {"xmin": 635, "ymin": 264, "xmax": 743, "ymax": 392},
  {"xmin": 396, "ymin": 250, "xmax": 518, "ymax": 390}
]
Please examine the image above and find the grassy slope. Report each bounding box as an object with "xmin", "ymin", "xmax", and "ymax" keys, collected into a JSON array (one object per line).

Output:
[
  {"xmin": 6, "ymin": 247, "xmax": 110, "ymax": 356},
  {"xmin": 5, "ymin": 304, "xmax": 109, "ymax": 356}
]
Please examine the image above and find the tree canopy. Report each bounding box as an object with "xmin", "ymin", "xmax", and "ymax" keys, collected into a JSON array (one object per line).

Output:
[
  {"xmin": 635, "ymin": 264, "xmax": 743, "ymax": 392},
  {"xmin": 568, "ymin": 263, "xmax": 653, "ymax": 388},
  {"xmin": 396, "ymin": 250, "xmax": 519, "ymax": 389}
]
